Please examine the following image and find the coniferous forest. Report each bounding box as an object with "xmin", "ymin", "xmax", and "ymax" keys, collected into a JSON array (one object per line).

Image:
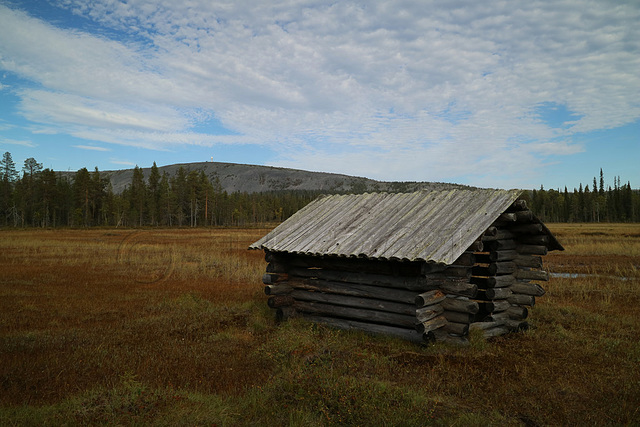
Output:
[
  {"xmin": 0, "ymin": 151, "xmax": 638, "ymax": 227},
  {"xmin": 521, "ymin": 168, "xmax": 639, "ymax": 223},
  {"xmin": 0, "ymin": 152, "xmax": 320, "ymax": 228}
]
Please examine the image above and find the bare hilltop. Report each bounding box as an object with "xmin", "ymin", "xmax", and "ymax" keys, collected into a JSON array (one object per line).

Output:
[{"xmin": 93, "ymin": 161, "xmax": 469, "ymax": 194}]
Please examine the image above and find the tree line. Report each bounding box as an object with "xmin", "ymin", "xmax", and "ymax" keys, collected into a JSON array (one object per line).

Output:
[
  {"xmin": 522, "ymin": 169, "xmax": 639, "ymax": 223},
  {"xmin": 0, "ymin": 152, "xmax": 320, "ymax": 228},
  {"xmin": 1, "ymin": 151, "xmax": 638, "ymax": 227}
]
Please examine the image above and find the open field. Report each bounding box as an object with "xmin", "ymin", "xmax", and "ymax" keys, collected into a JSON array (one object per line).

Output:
[{"xmin": 1, "ymin": 224, "xmax": 639, "ymax": 425}]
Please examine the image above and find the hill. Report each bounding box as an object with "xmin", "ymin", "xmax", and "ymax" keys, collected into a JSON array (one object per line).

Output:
[{"xmin": 89, "ymin": 161, "xmax": 469, "ymax": 194}]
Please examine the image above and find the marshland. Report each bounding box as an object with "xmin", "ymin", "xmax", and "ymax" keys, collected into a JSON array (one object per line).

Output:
[{"xmin": 1, "ymin": 224, "xmax": 639, "ymax": 425}]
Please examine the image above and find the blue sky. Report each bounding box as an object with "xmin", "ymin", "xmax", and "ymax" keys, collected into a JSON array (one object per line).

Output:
[{"xmin": 0, "ymin": 0, "xmax": 638, "ymax": 191}]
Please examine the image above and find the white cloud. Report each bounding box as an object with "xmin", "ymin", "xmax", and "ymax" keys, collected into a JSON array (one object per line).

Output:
[
  {"xmin": 73, "ymin": 145, "xmax": 111, "ymax": 152},
  {"xmin": 66, "ymin": 127, "xmax": 265, "ymax": 151},
  {"xmin": 527, "ymin": 141, "xmax": 585, "ymax": 156},
  {"xmin": 0, "ymin": 122, "xmax": 15, "ymax": 131},
  {"xmin": 0, "ymin": 0, "xmax": 638, "ymax": 186},
  {"xmin": 1, "ymin": 138, "xmax": 36, "ymax": 147},
  {"xmin": 109, "ymin": 158, "xmax": 136, "ymax": 166},
  {"xmin": 18, "ymin": 89, "xmax": 188, "ymax": 132}
]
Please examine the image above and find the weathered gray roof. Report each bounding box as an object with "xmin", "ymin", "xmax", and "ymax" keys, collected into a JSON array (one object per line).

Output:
[{"xmin": 250, "ymin": 188, "xmax": 525, "ymax": 264}]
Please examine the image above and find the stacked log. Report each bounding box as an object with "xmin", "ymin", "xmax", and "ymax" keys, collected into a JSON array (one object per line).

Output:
[
  {"xmin": 262, "ymin": 246, "xmax": 479, "ymax": 344},
  {"xmin": 260, "ymin": 198, "xmax": 551, "ymax": 345},
  {"xmin": 467, "ymin": 199, "xmax": 548, "ymax": 339}
]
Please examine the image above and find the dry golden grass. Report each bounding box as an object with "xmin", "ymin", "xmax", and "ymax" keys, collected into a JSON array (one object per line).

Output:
[
  {"xmin": 1, "ymin": 225, "xmax": 639, "ymax": 425},
  {"xmin": 546, "ymin": 223, "xmax": 640, "ymax": 275},
  {"xmin": 0, "ymin": 228, "xmax": 270, "ymax": 405}
]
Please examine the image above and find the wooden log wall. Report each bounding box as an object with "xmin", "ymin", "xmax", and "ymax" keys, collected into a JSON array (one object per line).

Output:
[
  {"xmin": 260, "ymin": 199, "xmax": 550, "ymax": 345},
  {"xmin": 261, "ymin": 248, "xmax": 479, "ymax": 344},
  {"xmin": 464, "ymin": 199, "xmax": 548, "ymax": 340}
]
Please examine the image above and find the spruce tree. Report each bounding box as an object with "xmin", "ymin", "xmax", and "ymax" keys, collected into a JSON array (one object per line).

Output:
[
  {"xmin": 148, "ymin": 162, "xmax": 160, "ymax": 226},
  {"xmin": 0, "ymin": 152, "xmax": 18, "ymax": 182},
  {"xmin": 599, "ymin": 168, "xmax": 604, "ymax": 195}
]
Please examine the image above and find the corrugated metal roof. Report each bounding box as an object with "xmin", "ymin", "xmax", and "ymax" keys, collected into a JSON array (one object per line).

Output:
[{"xmin": 250, "ymin": 189, "xmax": 525, "ymax": 264}]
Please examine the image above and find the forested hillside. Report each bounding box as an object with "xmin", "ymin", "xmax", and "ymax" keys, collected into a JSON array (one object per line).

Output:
[
  {"xmin": 1, "ymin": 153, "xmax": 321, "ymax": 227},
  {"xmin": 1, "ymin": 152, "xmax": 638, "ymax": 227},
  {"xmin": 56, "ymin": 160, "xmax": 467, "ymax": 195}
]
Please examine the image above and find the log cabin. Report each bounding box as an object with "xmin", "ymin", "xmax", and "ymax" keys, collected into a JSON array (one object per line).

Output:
[{"xmin": 249, "ymin": 189, "xmax": 563, "ymax": 345}]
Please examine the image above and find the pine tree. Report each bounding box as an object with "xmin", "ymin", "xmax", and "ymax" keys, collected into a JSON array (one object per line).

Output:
[
  {"xmin": 103, "ymin": 183, "xmax": 116, "ymax": 226},
  {"xmin": 0, "ymin": 152, "xmax": 19, "ymax": 182},
  {"xmin": 208, "ymin": 174, "xmax": 223, "ymax": 225},
  {"xmin": 148, "ymin": 162, "xmax": 161, "ymax": 226},
  {"xmin": 56, "ymin": 175, "xmax": 74, "ymax": 226},
  {"xmin": 37, "ymin": 169, "xmax": 58, "ymax": 227},
  {"xmin": 158, "ymin": 172, "xmax": 172, "ymax": 226},
  {"xmin": 171, "ymin": 167, "xmax": 188, "ymax": 226},
  {"xmin": 73, "ymin": 168, "xmax": 92, "ymax": 226},
  {"xmin": 90, "ymin": 167, "xmax": 106, "ymax": 226},
  {"xmin": 12, "ymin": 158, "xmax": 43, "ymax": 226},
  {"xmin": 129, "ymin": 166, "xmax": 146, "ymax": 226},
  {"xmin": 0, "ymin": 174, "xmax": 11, "ymax": 226},
  {"xmin": 186, "ymin": 170, "xmax": 207, "ymax": 227},
  {"xmin": 22, "ymin": 158, "xmax": 43, "ymax": 177}
]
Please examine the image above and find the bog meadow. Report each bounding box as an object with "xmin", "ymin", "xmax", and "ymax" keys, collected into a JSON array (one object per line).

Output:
[{"xmin": 1, "ymin": 223, "xmax": 639, "ymax": 426}]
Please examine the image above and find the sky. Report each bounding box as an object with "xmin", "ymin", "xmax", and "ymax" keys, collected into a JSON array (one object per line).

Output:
[{"xmin": 0, "ymin": 0, "xmax": 638, "ymax": 191}]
